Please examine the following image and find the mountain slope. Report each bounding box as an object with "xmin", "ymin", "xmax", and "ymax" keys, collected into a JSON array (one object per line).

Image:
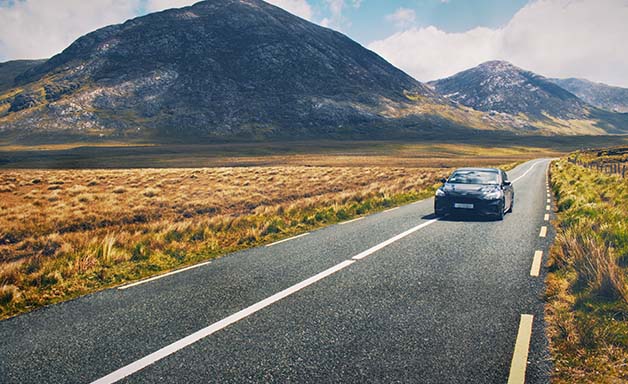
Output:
[
  {"xmin": 0, "ymin": 0, "xmax": 500, "ymax": 143},
  {"xmin": 428, "ymin": 61, "xmax": 628, "ymax": 135},
  {"xmin": 0, "ymin": 59, "xmax": 46, "ymax": 93},
  {"xmin": 548, "ymin": 78, "xmax": 628, "ymax": 113}
]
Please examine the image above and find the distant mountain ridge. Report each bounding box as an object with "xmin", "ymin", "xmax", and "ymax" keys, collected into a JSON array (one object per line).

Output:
[
  {"xmin": 0, "ymin": 2, "xmax": 625, "ymax": 143},
  {"xmin": 1, "ymin": 0, "xmax": 498, "ymax": 143},
  {"xmin": 548, "ymin": 78, "xmax": 628, "ymax": 113},
  {"xmin": 428, "ymin": 61, "xmax": 628, "ymax": 135},
  {"xmin": 428, "ymin": 61, "xmax": 587, "ymax": 119}
]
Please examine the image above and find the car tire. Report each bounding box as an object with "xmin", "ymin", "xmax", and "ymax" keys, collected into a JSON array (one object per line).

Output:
[{"xmin": 507, "ymin": 198, "xmax": 514, "ymax": 213}]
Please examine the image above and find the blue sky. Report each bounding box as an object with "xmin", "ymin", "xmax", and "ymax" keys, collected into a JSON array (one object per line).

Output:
[
  {"xmin": 0, "ymin": 0, "xmax": 627, "ymax": 86},
  {"xmin": 301, "ymin": 0, "xmax": 530, "ymax": 44}
]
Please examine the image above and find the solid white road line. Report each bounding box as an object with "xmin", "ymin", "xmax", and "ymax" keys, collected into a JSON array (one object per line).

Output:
[
  {"xmin": 544, "ymin": 214, "xmax": 550, "ymax": 221},
  {"xmin": 530, "ymin": 251, "xmax": 543, "ymax": 277},
  {"xmin": 352, "ymin": 219, "xmax": 438, "ymax": 260},
  {"xmin": 339, "ymin": 217, "xmax": 364, "ymax": 225},
  {"xmin": 508, "ymin": 314, "xmax": 534, "ymax": 384},
  {"xmin": 511, "ymin": 161, "xmax": 543, "ymax": 184},
  {"xmin": 384, "ymin": 207, "xmax": 400, "ymax": 213},
  {"xmin": 94, "ymin": 218, "xmax": 440, "ymax": 384},
  {"xmin": 118, "ymin": 261, "xmax": 213, "ymax": 290},
  {"xmin": 539, "ymin": 226, "xmax": 547, "ymax": 238},
  {"xmin": 93, "ymin": 260, "xmax": 356, "ymax": 384},
  {"xmin": 266, "ymin": 233, "xmax": 310, "ymax": 247}
]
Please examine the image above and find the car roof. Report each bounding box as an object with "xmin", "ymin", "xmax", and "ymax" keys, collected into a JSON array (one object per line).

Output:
[{"xmin": 452, "ymin": 168, "xmax": 500, "ymax": 173}]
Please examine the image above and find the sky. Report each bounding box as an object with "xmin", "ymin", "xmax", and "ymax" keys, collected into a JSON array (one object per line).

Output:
[{"xmin": 0, "ymin": 0, "xmax": 626, "ymax": 86}]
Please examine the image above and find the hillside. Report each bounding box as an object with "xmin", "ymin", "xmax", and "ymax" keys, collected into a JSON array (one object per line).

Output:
[
  {"xmin": 0, "ymin": 60, "xmax": 46, "ymax": 94},
  {"xmin": 0, "ymin": 0, "xmax": 505, "ymax": 144},
  {"xmin": 548, "ymin": 78, "xmax": 628, "ymax": 113},
  {"xmin": 428, "ymin": 61, "xmax": 628, "ymax": 135}
]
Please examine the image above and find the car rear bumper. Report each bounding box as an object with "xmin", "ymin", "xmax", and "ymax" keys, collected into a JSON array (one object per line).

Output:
[{"xmin": 435, "ymin": 196, "xmax": 503, "ymax": 216}]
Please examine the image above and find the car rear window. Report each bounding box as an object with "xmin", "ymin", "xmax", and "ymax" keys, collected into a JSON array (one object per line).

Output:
[{"xmin": 448, "ymin": 170, "xmax": 499, "ymax": 185}]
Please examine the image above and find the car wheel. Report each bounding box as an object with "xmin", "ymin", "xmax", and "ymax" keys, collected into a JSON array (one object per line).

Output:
[{"xmin": 507, "ymin": 198, "xmax": 514, "ymax": 213}]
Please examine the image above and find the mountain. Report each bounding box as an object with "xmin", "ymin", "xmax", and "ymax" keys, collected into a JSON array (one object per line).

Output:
[
  {"xmin": 0, "ymin": 59, "xmax": 47, "ymax": 94},
  {"xmin": 428, "ymin": 61, "xmax": 628, "ymax": 135},
  {"xmin": 0, "ymin": 0, "xmax": 503, "ymax": 144},
  {"xmin": 548, "ymin": 78, "xmax": 628, "ymax": 113},
  {"xmin": 1, "ymin": 4, "xmax": 624, "ymax": 143}
]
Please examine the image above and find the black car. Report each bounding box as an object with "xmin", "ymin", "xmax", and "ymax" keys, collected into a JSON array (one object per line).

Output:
[{"xmin": 434, "ymin": 167, "xmax": 514, "ymax": 220}]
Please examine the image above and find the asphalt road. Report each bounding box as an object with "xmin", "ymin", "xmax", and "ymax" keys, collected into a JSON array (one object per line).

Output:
[{"xmin": 0, "ymin": 159, "xmax": 554, "ymax": 384}]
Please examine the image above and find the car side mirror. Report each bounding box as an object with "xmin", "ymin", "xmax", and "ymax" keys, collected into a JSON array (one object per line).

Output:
[
  {"xmin": 440, "ymin": 177, "xmax": 447, "ymax": 183},
  {"xmin": 503, "ymin": 181, "xmax": 512, "ymax": 187}
]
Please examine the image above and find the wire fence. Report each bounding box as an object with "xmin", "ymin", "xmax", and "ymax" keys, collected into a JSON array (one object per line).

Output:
[{"xmin": 568, "ymin": 158, "xmax": 627, "ymax": 178}]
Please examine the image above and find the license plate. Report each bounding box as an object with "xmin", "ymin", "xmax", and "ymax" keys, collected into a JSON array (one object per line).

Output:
[{"xmin": 454, "ymin": 203, "xmax": 474, "ymax": 209}]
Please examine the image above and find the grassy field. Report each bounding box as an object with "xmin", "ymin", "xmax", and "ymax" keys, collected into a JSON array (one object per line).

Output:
[
  {"xmin": 0, "ymin": 165, "xmax": 452, "ymax": 319},
  {"xmin": 547, "ymin": 151, "xmax": 628, "ymax": 383},
  {"xmin": 4, "ymin": 136, "xmax": 625, "ymax": 169},
  {"xmin": 0, "ymin": 141, "xmax": 561, "ymax": 319}
]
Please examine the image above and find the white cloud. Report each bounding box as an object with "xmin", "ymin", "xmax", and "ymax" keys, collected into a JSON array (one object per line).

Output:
[
  {"xmin": 385, "ymin": 8, "xmax": 416, "ymax": 29},
  {"xmin": 368, "ymin": 0, "xmax": 628, "ymax": 87},
  {"xmin": 319, "ymin": 0, "xmax": 360, "ymax": 30},
  {"xmin": 0, "ymin": 0, "xmax": 140, "ymax": 61}
]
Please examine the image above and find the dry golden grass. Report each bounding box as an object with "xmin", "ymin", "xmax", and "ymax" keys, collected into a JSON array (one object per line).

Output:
[
  {"xmin": 0, "ymin": 141, "xmax": 558, "ymax": 319},
  {"xmin": 0, "ymin": 165, "xmax": 450, "ymax": 318}
]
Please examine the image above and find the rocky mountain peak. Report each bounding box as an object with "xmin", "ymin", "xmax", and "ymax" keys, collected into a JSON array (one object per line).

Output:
[{"xmin": 428, "ymin": 60, "xmax": 586, "ymax": 119}]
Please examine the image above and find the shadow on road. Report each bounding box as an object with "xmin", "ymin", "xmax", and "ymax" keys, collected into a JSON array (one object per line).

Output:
[{"xmin": 421, "ymin": 213, "xmax": 498, "ymax": 223}]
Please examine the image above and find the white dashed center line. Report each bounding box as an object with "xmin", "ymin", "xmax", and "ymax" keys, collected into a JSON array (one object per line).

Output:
[{"xmin": 94, "ymin": 217, "xmax": 440, "ymax": 384}]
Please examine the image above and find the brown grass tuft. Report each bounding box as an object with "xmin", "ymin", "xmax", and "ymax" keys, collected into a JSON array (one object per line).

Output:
[
  {"xmin": 0, "ymin": 284, "xmax": 20, "ymax": 305},
  {"xmin": 142, "ymin": 188, "xmax": 160, "ymax": 198}
]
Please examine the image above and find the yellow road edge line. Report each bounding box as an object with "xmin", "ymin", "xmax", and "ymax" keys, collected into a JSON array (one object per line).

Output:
[
  {"xmin": 508, "ymin": 314, "xmax": 534, "ymax": 384},
  {"xmin": 530, "ymin": 251, "xmax": 543, "ymax": 277},
  {"xmin": 539, "ymin": 226, "xmax": 547, "ymax": 238}
]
